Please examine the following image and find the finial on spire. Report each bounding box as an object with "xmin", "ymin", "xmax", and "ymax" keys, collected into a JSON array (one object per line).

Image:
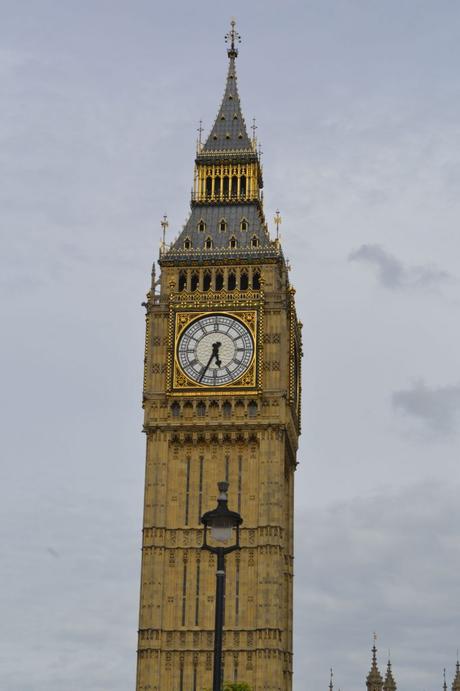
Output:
[
  {"xmin": 251, "ymin": 117, "xmax": 258, "ymax": 144},
  {"xmin": 329, "ymin": 668, "xmax": 334, "ymax": 691},
  {"xmin": 197, "ymin": 120, "xmax": 204, "ymax": 152},
  {"xmin": 160, "ymin": 214, "xmax": 169, "ymax": 253},
  {"xmin": 258, "ymin": 141, "xmax": 263, "ymax": 162},
  {"xmin": 274, "ymin": 209, "xmax": 282, "ymax": 240},
  {"xmin": 225, "ymin": 18, "xmax": 241, "ymax": 58},
  {"xmin": 443, "ymin": 668, "xmax": 448, "ymax": 691}
]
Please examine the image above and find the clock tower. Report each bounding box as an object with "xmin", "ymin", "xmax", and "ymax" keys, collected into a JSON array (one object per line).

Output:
[{"xmin": 136, "ymin": 22, "xmax": 302, "ymax": 691}]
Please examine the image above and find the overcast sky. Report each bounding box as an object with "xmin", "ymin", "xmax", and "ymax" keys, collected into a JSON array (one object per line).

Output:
[{"xmin": 1, "ymin": 2, "xmax": 460, "ymax": 690}]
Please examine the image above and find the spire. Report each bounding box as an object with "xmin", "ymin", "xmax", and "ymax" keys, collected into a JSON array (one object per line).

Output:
[
  {"xmin": 444, "ymin": 668, "xmax": 448, "ymax": 691},
  {"xmin": 161, "ymin": 21, "xmax": 282, "ymax": 266},
  {"xmin": 452, "ymin": 659, "xmax": 460, "ymax": 691},
  {"xmin": 366, "ymin": 637, "xmax": 384, "ymax": 691},
  {"xmin": 329, "ymin": 668, "xmax": 334, "ymax": 691},
  {"xmin": 202, "ymin": 19, "xmax": 253, "ymax": 153},
  {"xmin": 383, "ymin": 659, "xmax": 397, "ymax": 691}
]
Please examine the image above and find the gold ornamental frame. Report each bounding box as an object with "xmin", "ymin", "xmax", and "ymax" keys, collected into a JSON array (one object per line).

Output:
[{"xmin": 167, "ymin": 291, "xmax": 263, "ymax": 396}]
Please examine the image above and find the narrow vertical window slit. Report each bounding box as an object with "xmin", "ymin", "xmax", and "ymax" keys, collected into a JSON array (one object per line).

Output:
[
  {"xmin": 195, "ymin": 561, "xmax": 201, "ymax": 625},
  {"xmin": 198, "ymin": 456, "xmax": 204, "ymax": 524},
  {"xmin": 185, "ymin": 457, "xmax": 191, "ymax": 525},
  {"xmin": 235, "ymin": 558, "xmax": 240, "ymax": 625},
  {"xmin": 238, "ymin": 454, "xmax": 242, "ymax": 513},
  {"xmin": 181, "ymin": 563, "xmax": 187, "ymax": 626}
]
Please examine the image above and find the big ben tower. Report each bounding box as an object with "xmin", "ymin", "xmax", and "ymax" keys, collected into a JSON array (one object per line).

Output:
[{"xmin": 136, "ymin": 22, "xmax": 302, "ymax": 691}]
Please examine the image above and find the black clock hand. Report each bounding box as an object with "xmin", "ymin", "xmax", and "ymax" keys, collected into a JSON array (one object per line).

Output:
[
  {"xmin": 198, "ymin": 352, "xmax": 215, "ymax": 382},
  {"xmin": 198, "ymin": 342, "xmax": 221, "ymax": 382},
  {"xmin": 213, "ymin": 341, "xmax": 222, "ymax": 367}
]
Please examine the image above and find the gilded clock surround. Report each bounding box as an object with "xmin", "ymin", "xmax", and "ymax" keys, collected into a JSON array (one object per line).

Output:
[{"xmin": 167, "ymin": 291, "xmax": 264, "ymax": 397}]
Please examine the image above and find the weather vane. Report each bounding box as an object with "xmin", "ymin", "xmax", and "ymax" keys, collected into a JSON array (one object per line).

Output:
[
  {"xmin": 225, "ymin": 18, "xmax": 241, "ymax": 58},
  {"xmin": 274, "ymin": 209, "xmax": 282, "ymax": 240},
  {"xmin": 160, "ymin": 214, "xmax": 169, "ymax": 251}
]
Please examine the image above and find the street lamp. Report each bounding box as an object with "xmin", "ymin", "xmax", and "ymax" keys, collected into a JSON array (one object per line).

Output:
[{"xmin": 201, "ymin": 481, "xmax": 243, "ymax": 691}]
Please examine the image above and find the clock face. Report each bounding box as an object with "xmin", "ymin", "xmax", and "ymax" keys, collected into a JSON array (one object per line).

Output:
[{"xmin": 177, "ymin": 314, "xmax": 254, "ymax": 386}]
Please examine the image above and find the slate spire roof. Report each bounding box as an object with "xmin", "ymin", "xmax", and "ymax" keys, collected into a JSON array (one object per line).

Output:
[
  {"xmin": 201, "ymin": 50, "xmax": 253, "ymax": 154},
  {"xmin": 160, "ymin": 21, "xmax": 281, "ymax": 266}
]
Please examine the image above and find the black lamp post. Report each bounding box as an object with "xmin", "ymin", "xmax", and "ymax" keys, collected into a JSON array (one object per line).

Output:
[{"xmin": 201, "ymin": 481, "xmax": 243, "ymax": 691}]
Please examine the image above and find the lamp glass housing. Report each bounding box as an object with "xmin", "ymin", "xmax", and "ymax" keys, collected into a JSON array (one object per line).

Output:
[{"xmin": 211, "ymin": 525, "xmax": 232, "ymax": 542}]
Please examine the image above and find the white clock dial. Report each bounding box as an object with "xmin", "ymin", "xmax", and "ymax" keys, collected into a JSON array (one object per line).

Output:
[{"xmin": 177, "ymin": 314, "xmax": 254, "ymax": 386}]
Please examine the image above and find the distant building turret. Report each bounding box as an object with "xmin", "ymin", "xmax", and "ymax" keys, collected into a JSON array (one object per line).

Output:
[
  {"xmin": 367, "ymin": 641, "xmax": 384, "ymax": 691},
  {"xmin": 383, "ymin": 659, "xmax": 397, "ymax": 691},
  {"xmin": 452, "ymin": 660, "xmax": 460, "ymax": 691}
]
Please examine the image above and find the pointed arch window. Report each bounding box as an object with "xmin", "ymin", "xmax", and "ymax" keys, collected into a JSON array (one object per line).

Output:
[
  {"xmin": 214, "ymin": 176, "xmax": 221, "ymax": 196},
  {"xmin": 205, "ymin": 237, "xmax": 213, "ymax": 250},
  {"xmin": 219, "ymin": 219, "xmax": 227, "ymax": 232},
  {"xmin": 191, "ymin": 271, "xmax": 199, "ymax": 291},
  {"xmin": 253, "ymin": 270, "xmax": 261, "ymax": 290},
  {"xmin": 240, "ymin": 175, "xmax": 247, "ymax": 197},
  {"xmin": 228, "ymin": 271, "xmax": 236, "ymax": 291},
  {"xmin": 206, "ymin": 177, "xmax": 212, "ymax": 197},
  {"xmin": 215, "ymin": 270, "xmax": 224, "ymax": 291},
  {"xmin": 229, "ymin": 236, "xmax": 237, "ymax": 249},
  {"xmin": 240, "ymin": 270, "xmax": 249, "ymax": 290},
  {"xmin": 178, "ymin": 270, "xmax": 187, "ymax": 292},
  {"xmin": 240, "ymin": 218, "xmax": 248, "ymax": 232},
  {"xmin": 203, "ymin": 270, "xmax": 212, "ymax": 291},
  {"xmin": 197, "ymin": 401, "xmax": 206, "ymax": 417},
  {"xmin": 251, "ymin": 235, "xmax": 259, "ymax": 248},
  {"xmin": 184, "ymin": 237, "xmax": 192, "ymax": 250},
  {"xmin": 223, "ymin": 176, "xmax": 229, "ymax": 198},
  {"xmin": 223, "ymin": 401, "xmax": 232, "ymax": 418},
  {"xmin": 197, "ymin": 220, "xmax": 206, "ymax": 232},
  {"xmin": 248, "ymin": 401, "xmax": 258, "ymax": 418}
]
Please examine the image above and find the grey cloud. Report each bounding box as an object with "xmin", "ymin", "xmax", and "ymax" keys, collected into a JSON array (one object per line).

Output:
[
  {"xmin": 349, "ymin": 244, "xmax": 449, "ymax": 290},
  {"xmin": 392, "ymin": 380, "xmax": 460, "ymax": 435},
  {"xmin": 294, "ymin": 482, "xmax": 460, "ymax": 691}
]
